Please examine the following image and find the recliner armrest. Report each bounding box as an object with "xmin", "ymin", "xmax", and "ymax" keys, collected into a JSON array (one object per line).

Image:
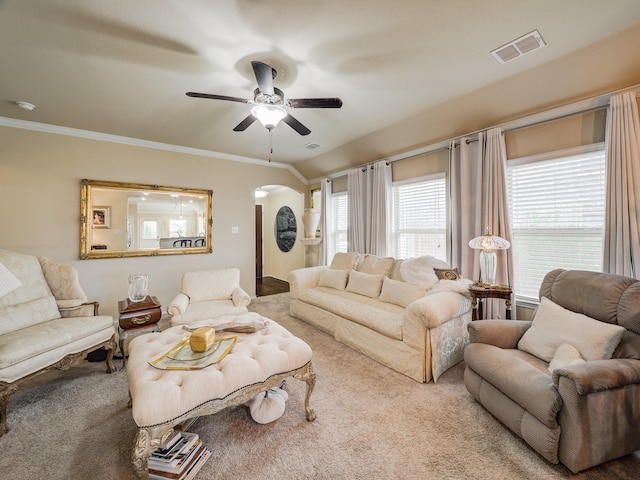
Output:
[
  {"xmin": 552, "ymin": 358, "xmax": 640, "ymax": 395},
  {"xmin": 231, "ymin": 287, "xmax": 251, "ymax": 307},
  {"xmin": 168, "ymin": 293, "xmax": 190, "ymax": 316},
  {"xmin": 467, "ymin": 319, "xmax": 532, "ymax": 349}
]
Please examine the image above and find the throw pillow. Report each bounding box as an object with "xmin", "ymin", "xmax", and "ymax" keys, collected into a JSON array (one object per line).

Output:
[
  {"xmin": 330, "ymin": 252, "xmax": 360, "ymax": 270},
  {"xmin": 358, "ymin": 254, "xmax": 395, "ymax": 276},
  {"xmin": 548, "ymin": 343, "xmax": 586, "ymax": 373},
  {"xmin": 345, "ymin": 270, "xmax": 385, "ymax": 298},
  {"xmin": 518, "ymin": 297, "xmax": 626, "ymax": 362},
  {"xmin": 378, "ymin": 277, "xmax": 426, "ymax": 307},
  {"xmin": 318, "ymin": 268, "xmax": 349, "ymax": 290},
  {"xmin": 612, "ymin": 330, "xmax": 640, "ymax": 360},
  {"xmin": 0, "ymin": 262, "xmax": 22, "ymax": 298},
  {"xmin": 434, "ymin": 268, "xmax": 460, "ymax": 281}
]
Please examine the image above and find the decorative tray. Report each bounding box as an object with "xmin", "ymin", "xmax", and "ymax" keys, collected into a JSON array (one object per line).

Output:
[{"xmin": 149, "ymin": 334, "xmax": 237, "ymax": 370}]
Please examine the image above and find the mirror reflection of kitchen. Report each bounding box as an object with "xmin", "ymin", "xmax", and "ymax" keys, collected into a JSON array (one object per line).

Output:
[{"xmin": 81, "ymin": 180, "xmax": 212, "ymax": 259}]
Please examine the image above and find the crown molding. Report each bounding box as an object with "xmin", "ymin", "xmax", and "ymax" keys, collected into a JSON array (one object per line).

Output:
[{"xmin": 0, "ymin": 116, "xmax": 308, "ymax": 185}]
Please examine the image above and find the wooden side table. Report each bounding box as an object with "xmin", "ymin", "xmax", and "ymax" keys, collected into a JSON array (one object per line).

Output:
[
  {"xmin": 468, "ymin": 283, "xmax": 513, "ymax": 320},
  {"xmin": 118, "ymin": 296, "xmax": 162, "ymax": 369}
]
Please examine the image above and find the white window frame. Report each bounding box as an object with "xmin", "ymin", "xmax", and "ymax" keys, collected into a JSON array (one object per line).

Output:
[
  {"xmin": 390, "ymin": 173, "xmax": 447, "ymax": 262},
  {"xmin": 506, "ymin": 143, "xmax": 606, "ymax": 303},
  {"xmin": 329, "ymin": 191, "xmax": 348, "ymax": 259}
]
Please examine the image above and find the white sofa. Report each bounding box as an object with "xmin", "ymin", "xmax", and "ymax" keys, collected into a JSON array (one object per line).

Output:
[
  {"xmin": 167, "ymin": 268, "xmax": 251, "ymax": 326},
  {"xmin": 0, "ymin": 249, "xmax": 116, "ymax": 435},
  {"xmin": 288, "ymin": 252, "xmax": 472, "ymax": 383}
]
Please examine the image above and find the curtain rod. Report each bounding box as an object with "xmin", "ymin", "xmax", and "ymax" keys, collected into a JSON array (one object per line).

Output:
[{"xmin": 320, "ymin": 84, "xmax": 640, "ymax": 182}]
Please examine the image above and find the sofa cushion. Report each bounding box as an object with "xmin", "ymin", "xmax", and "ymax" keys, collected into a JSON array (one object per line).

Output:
[
  {"xmin": 465, "ymin": 343, "xmax": 562, "ymax": 428},
  {"xmin": 38, "ymin": 256, "xmax": 87, "ymax": 303},
  {"xmin": 547, "ymin": 343, "xmax": 585, "ymax": 373},
  {"xmin": 358, "ymin": 254, "xmax": 395, "ymax": 276},
  {"xmin": 330, "ymin": 252, "xmax": 360, "ymax": 270},
  {"xmin": 170, "ymin": 299, "xmax": 248, "ymax": 325},
  {"xmin": 346, "ymin": 270, "xmax": 385, "ymax": 298},
  {"xmin": 0, "ymin": 249, "xmax": 55, "ymax": 309},
  {"xmin": 0, "ymin": 314, "xmax": 113, "ymax": 369},
  {"xmin": 318, "ymin": 268, "xmax": 349, "ymax": 290},
  {"xmin": 0, "ymin": 296, "xmax": 61, "ymax": 336},
  {"xmin": 298, "ymin": 287, "xmax": 404, "ymax": 340},
  {"xmin": 0, "ymin": 261, "xmax": 21, "ymax": 298},
  {"xmin": 181, "ymin": 268, "xmax": 240, "ymax": 302},
  {"xmin": 378, "ymin": 277, "xmax": 426, "ymax": 308},
  {"xmin": 518, "ymin": 297, "xmax": 626, "ymax": 362}
]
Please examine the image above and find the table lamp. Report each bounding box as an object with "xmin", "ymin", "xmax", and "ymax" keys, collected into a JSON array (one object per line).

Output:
[{"xmin": 468, "ymin": 227, "xmax": 510, "ymax": 285}]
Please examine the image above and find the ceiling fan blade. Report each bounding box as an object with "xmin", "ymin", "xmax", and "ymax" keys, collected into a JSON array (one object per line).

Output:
[
  {"xmin": 251, "ymin": 61, "xmax": 275, "ymax": 96},
  {"xmin": 186, "ymin": 92, "xmax": 250, "ymax": 104},
  {"xmin": 282, "ymin": 114, "xmax": 311, "ymax": 136},
  {"xmin": 233, "ymin": 114, "xmax": 258, "ymax": 132},
  {"xmin": 287, "ymin": 97, "xmax": 343, "ymax": 109}
]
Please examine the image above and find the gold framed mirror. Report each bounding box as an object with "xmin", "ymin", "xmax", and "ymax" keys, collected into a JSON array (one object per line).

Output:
[{"xmin": 80, "ymin": 179, "xmax": 212, "ymax": 259}]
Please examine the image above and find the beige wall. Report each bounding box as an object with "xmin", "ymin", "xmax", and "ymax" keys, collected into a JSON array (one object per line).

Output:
[
  {"xmin": 505, "ymin": 109, "xmax": 607, "ymax": 159},
  {"xmin": 261, "ymin": 188, "xmax": 305, "ymax": 280},
  {"xmin": 255, "ymin": 186, "xmax": 305, "ymax": 281},
  {"xmin": 0, "ymin": 126, "xmax": 306, "ymax": 317}
]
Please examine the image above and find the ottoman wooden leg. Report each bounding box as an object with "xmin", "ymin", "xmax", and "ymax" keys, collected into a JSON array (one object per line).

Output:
[
  {"xmin": 294, "ymin": 361, "xmax": 316, "ymax": 422},
  {"xmin": 132, "ymin": 425, "xmax": 175, "ymax": 479}
]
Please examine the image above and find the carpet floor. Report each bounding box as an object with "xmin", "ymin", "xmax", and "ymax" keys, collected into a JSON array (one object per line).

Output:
[{"xmin": 2, "ymin": 293, "xmax": 638, "ymax": 479}]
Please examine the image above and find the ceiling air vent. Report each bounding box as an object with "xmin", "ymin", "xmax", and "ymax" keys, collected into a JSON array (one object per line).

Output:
[
  {"xmin": 303, "ymin": 142, "xmax": 322, "ymax": 151},
  {"xmin": 491, "ymin": 30, "xmax": 546, "ymax": 64}
]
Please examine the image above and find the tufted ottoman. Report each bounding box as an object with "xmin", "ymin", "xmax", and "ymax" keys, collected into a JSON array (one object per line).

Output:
[{"xmin": 126, "ymin": 312, "xmax": 316, "ymax": 478}]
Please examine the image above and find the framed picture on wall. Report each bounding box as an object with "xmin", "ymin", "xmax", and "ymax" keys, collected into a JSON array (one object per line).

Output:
[{"xmin": 92, "ymin": 206, "xmax": 110, "ymax": 229}]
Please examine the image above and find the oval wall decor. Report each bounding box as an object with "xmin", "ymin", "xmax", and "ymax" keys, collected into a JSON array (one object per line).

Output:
[{"xmin": 274, "ymin": 206, "xmax": 297, "ymax": 252}]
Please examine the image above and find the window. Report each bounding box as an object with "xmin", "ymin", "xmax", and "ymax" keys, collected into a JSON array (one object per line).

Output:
[
  {"xmin": 329, "ymin": 191, "xmax": 348, "ymax": 259},
  {"xmin": 141, "ymin": 220, "xmax": 158, "ymax": 240},
  {"xmin": 507, "ymin": 145, "xmax": 606, "ymax": 302},
  {"xmin": 390, "ymin": 174, "xmax": 447, "ymax": 261}
]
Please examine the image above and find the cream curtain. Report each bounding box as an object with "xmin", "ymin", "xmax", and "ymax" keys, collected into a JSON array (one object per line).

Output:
[
  {"xmin": 604, "ymin": 92, "xmax": 640, "ymax": 279},
  {"xmin": 482, "ymin": 128, "xmax": 514, "ymax": 292},
  {"xmin": 319, "ymin": 179, "xmax": 332, "ymax": 266},
  {"xmin": 347, "ymin": 160, "xmax": 391, "ymax": 256},
  {"xmin": 450, "ymin": 134, "xmax": 484, "ymax": 282},
  {"xmin": 450, "ymin": 127, "xmax": 513, "ymax": 318}
]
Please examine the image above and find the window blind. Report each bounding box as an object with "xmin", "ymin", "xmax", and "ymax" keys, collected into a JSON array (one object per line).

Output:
[
  {"xmin": 330, "ymin": 192, "xmax": 348, "ymax": 257},
  {"xmin": 507, "ymin": 148, "xmax": 606, "ymax": 301},
  {"xmin": 391, "ymin": 175, "xmax": 447, "ymax": 261}
]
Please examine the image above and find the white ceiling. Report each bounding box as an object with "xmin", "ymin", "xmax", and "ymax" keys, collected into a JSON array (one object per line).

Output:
[{"xmin": 2, "ymin": 0, "xmax": 640, "ymax": 180}]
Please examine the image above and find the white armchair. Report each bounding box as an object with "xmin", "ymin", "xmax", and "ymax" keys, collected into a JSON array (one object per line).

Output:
[{"xmin": 167, "ymin": 268, "xmax": 251, "ymax": 326}]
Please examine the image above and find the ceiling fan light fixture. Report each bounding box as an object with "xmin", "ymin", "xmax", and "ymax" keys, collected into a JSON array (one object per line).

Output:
[{"xmin": 251, "ymin": 104, "xmax": 287, "ymax": 130}]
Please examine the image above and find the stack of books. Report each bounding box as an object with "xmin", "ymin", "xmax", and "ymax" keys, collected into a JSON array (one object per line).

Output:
[{"xmin": 148, "ymin": 431, "xmax": 211, "ymax": 480}]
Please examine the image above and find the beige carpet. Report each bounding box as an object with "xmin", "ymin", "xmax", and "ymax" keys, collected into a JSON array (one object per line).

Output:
[{"xmin": 2, "ymin": 293, "xmax": 638, "ymax": 479}]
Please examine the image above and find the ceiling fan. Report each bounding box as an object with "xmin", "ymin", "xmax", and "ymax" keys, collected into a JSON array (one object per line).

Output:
[{"xmin": 186, "ymin": 61, "xmax": 342, "ymax": 136}]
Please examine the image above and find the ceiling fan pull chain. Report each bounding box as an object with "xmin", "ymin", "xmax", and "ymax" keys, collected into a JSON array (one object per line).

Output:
[{"xmin": 269, "ymin": 130, "xmax": 273, "ymax": 162}]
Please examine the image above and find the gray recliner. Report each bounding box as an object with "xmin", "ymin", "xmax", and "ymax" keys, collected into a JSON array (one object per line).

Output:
[{"xmin": 464, "ymin": 269, "xmax": 640, "ymax": 473}]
